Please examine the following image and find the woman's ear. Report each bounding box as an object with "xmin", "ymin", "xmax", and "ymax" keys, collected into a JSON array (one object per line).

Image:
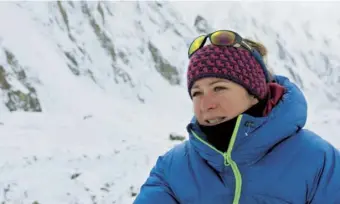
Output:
[{"xmin": 250, "ymin": 95, "xmax": 259, "ymax": 105}]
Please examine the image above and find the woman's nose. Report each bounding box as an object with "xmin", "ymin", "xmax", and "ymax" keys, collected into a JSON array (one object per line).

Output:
[{"xmin": 201, "ymin": 95, "xmax": 217, "ymax": 111}]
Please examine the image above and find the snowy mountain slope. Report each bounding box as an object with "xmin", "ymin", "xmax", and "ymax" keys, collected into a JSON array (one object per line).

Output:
[
  {"xmin": 0, "ymin": 1, "xmax": 193, "ymax": 115},
  {"xmin": 0, "ymin": 1, "xmax": 339, "ymax": 204},
  {"xmin": 0, "ymin": 110, "xmax": 187, "ymax": 204}
]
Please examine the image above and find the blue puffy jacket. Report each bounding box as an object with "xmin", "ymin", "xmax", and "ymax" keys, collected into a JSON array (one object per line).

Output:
[{"xmin": 134, "ymin": 75, "xmax": 340, "ymax": 204}]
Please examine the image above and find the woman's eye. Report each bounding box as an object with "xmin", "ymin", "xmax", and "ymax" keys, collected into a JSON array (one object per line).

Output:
[
  {"xmin": 214, "ymin": 86, "xmax": 226, "ymax": 92},
  {"xmin": 191, "ymin": 91, "xmax": 202, "ymax": 97}
]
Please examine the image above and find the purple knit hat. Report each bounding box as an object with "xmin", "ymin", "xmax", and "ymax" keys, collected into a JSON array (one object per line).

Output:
[{"xmin": 187, "ymin": 44, "xmax": 268, "ymax": 100}]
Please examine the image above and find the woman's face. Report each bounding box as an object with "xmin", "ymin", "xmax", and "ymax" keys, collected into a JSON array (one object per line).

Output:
[{"xmin": 190, "ymin": 77, "xmax": 259, "ymax": 126}]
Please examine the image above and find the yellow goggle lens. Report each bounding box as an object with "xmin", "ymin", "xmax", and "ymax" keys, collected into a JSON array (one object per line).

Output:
[
  {"xmin": 210, "ymin": 31, "xmax": 236, "ymax": 45},
  {"xmin": 188, "ymin": 35, "xmax": 206, "ymax": 56}
]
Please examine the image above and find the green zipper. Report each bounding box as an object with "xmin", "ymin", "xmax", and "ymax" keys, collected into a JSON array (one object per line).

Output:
[{"xmin": 191, "ymin": 115, "xmax": 243, "ymax": 204}]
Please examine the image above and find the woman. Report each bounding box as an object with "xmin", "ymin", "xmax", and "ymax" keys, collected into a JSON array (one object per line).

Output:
[{"xmin": 134, "ymin": 30, "xmax": 340, "ymax": 204}]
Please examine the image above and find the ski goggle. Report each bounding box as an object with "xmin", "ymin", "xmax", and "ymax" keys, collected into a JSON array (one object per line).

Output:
[{"xmin": 188, "ymin": 30, "xmax": 271, "ymax": 82}]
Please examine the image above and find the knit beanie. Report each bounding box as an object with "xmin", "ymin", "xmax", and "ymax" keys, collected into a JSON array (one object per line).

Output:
[{"xmin": 187, "ymin": 44, "xmax": 268, "ymax": 100}]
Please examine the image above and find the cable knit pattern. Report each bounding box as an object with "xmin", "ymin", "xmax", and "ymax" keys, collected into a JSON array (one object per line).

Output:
[{"xmin": 187, "ymin": 44, "xmax": 268, "ymax": 99}]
